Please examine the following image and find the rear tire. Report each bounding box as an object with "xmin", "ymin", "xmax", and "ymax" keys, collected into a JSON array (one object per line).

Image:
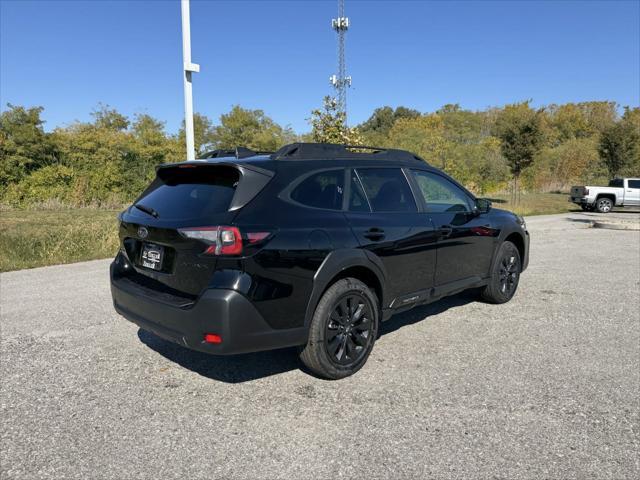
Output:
[
  {"xmin": 595, "ymin": 197, "xmax": 613, "ymax": 213},
  {"xmin": 481, "ymin": 241, "xmax": 521, "ymax": 304},
  {"xmin": 299, "ymin": 278, "xmax": 379, "ymax": 380}
]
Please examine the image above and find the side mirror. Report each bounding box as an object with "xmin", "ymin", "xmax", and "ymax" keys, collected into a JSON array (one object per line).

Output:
[{"xmin": 474, "ymin": 198, "xmax": 492, "ymax": 215}]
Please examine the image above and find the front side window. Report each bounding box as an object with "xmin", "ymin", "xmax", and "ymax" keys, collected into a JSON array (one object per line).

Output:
[
  {"xmin": 411, "ymin": 170, "xmax": 472, "ymax": 213},
  {"xmin": 290, "ymin": 169, "xmax": 344, "ymax": 210},
  {"xmin": 356, "ymin": 168, "xmax": 417, "ymax": 212}
]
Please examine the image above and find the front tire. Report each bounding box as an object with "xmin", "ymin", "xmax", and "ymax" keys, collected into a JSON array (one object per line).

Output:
[
  {"xmin": 595, "ymin": 197, "xmax": 613, "ymax": 213},
  {"xmin": 299, "ymin": 278, "xmax": 379, "ymax": 380},
  {"xmin": 481, "ymin": 241, "xmax": 521, "ymax": 304}
]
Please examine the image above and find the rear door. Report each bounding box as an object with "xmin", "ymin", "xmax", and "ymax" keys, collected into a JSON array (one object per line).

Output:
[
  {"xmin": 624, "ymin": 179, "xmax": 640, "ymax": 206},
  {"xmin": 410, "ymin": 169, "xmax": 496, "ymax": 287},
  {"xmin": 345, "ymin": 167, "xmax": 438, "ymax": 306}
]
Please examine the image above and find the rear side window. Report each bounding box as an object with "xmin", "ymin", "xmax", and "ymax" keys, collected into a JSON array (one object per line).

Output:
[
  {"xmin": 135, "ymin": 165, "xmax": 239, "ymax": 220},
  {"xmin": 290, "ymin": 170, "xmax": 344, "ymax": 210},
  {"xmin": 411, "ymin": 170, "xmax": 472, "ymax": 213},
  {"xmin": 349, "ymin": 170, "xmax": 370, "ymax": 212},
  {"xmin": 628, "ymin": 179, "xmax": 640, "ymax": 189},
  {"xmin": 609, "ymin": 178, "xmax": 624, "ymax": 187},
  {"xmin": 356, "ymin": 168, "xmax": 417, "ymax": 212}
]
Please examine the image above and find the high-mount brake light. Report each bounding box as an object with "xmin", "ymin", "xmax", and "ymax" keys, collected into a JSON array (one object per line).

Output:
[
  {"xmin": 177, "ymin": 226, "xmax": 270, "ymax": 256},
  {"xmin": 178, "ymin": 164, "xmax": 198, "ymax": 168}
]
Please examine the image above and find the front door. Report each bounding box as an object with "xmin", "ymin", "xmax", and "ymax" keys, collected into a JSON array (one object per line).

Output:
[
  {"xmin": 625, "ymin": 179, "xmax": 640, "ymax": 206},
  {"xmin": 345, "ymin": 167, "xmax": 438, "ymax": 306},
  {"xmin": 410, "ymin": 170, "xmax": 496, "ymax": 287}
]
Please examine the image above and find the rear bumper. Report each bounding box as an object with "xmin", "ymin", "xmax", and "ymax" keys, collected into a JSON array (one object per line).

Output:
[
  {"xmin": 569, "ymin": 196, "xmax": 591, "ymax": 205},
  {"xmin": 110, "ymin": 261, "xmax": 307, "ymax": 355}
]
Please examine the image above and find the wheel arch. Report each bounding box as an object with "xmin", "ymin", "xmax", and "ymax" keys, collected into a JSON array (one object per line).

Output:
[
  {"xmin": 490, "ymin": 226, "xmax": 528, "ymax": 275},
  {"xmin": 504, "ymin": 231, "xmax": 525, "ymax": 264},
  {"xmin": 596, "ymin": 193, "xmax": 616, "ymax": 203},
  {"xmin": 304, "ymin": 249, "xmax": 387, "ymax": 328}
]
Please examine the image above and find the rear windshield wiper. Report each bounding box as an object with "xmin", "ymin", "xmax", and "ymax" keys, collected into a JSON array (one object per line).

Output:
[{"xmin": 134, "ymin": 203, "xmax": 159, "ymax": 218}]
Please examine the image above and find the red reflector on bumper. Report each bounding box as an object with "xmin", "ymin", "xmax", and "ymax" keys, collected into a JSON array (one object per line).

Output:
[{"xmin": 204, "ymin": 333, "xmax": 222, "ymax": 344}]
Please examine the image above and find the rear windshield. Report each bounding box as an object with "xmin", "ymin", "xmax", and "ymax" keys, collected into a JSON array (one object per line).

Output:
[{"xmin": 134, "ymin": 165, "xmax": 239, "ymax": 220}]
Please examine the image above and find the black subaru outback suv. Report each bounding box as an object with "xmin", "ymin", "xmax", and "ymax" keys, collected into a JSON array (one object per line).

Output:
[{"xmin": 111, "ymin": 143, "xmax": 529, "ymax": 379}]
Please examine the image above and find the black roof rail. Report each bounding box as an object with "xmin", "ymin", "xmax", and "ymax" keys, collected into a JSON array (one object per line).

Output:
[
  {"xmin": 270, "ymin": 142, "xmax": 426, "ymax": 163},
  {"xmin": 200, "ymin": 147, "xmax": 274, "ymax": 160}
]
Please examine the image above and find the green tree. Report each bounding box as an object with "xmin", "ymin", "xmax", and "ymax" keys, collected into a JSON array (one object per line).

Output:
[
  {"xmin": 388, "ymin": 114, "xmax": 447, "ymax": 166},
  {"xmin": 545, "ymin": 102, "xmax": 618, "ymax": 145},
  {"xmin": 359, "ymin": 105, "xmax": 420, "ymax": 143},
  {"xmin": 91, "ymin": 104, "xmax": 129, "ymax": 131},
  {"xmin": 0, "ymin": 104, "xmax": 57, "ymax": 187},
  {"xmin": 599, "ymin": 107, "xmax": 640, "ymax": 177},
  {"xmin": 213, "ymin": 105, "xmax": 294, "ymax": 151},
  {"xmin": 178, "ymin": 112, "xmax": 217, "ymax": 157},
  {"xmin": 309, "ymin": 96, "xmax": 363, "ymax": 145},
  {"xmin": 437, "ymin": 104, "xmax": 489, "ymax": 144},
  {"xmin": 132, "ymin": 113, "xmax": 166, "ymax": 144},
  {"xmin": 493, "ymin": 102, "xmax": 545, "ymax": 194}
]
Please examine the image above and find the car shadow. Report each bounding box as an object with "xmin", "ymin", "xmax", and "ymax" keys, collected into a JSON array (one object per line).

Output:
[
  {"xmin": 137, "ymin": 289, "xmax": 480, "ymax": 383},
  {"xmin": 379, "ymin": 289, "xmax": 480, "ymax": 337},
  {"xmin": 137, "ymin": 329, "xmax": 301, "ymax": 383}
]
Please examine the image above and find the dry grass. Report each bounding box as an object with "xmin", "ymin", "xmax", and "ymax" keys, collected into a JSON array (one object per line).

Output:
[
  {"xmin": 0, "ymin": 209, "xmax": 120, "ymax": 272},
  {"xmin": 0, "ymin": 194, "xmax": 577, "ymax": 272},
  {"xmin": 486, "ymin": 192, "xmax": 576, "ymax": 216}
]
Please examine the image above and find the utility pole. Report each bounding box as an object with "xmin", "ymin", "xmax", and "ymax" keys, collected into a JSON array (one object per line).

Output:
[
  {"xmin": 330, "ymin": 0, "xmax": 351, "ymax": 122},
  {"xmin": 181, "ymin": 0, "xmax": 200, "ymax": 160}
]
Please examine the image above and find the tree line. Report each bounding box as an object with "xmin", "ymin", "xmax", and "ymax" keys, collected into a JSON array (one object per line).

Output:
[{"xmin": 1, "ymin": 99, "xmax": 638, "ymax": 207}]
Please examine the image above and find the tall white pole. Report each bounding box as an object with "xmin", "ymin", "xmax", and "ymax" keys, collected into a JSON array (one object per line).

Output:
[{"xmin": 181, "ymin": 0, "xmax": 199, "ymax": 160}]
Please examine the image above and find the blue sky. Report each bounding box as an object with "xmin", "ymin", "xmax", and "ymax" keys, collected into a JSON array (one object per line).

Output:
[{"xmin": 1, "ymin": 0, "xmax": 639, "ymax": 133}]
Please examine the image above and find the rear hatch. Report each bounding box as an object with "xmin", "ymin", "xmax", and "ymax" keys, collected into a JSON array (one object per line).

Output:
[{"xmin": 117, "ymin": 162, "xmax": 272, "ymax": 300}]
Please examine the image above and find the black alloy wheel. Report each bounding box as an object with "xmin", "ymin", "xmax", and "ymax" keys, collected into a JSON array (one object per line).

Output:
[
  {"xmin": 299, "ymin": 278, "xmax": 379, "ymax": 379},
  {"xmin": 481, "ymin": 241, "xmax": 522, "ymax": 304},
  {"xmin": 498, "ymin": 253, "xmax": 520, "ymax": 297},
  {"xmin": 325, "ymin": 294, "xmax": 373, "ymax": 366}
]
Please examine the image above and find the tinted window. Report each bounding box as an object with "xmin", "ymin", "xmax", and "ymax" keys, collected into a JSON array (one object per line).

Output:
[
  {"xmin": 356, "ymin": 168, "xmax": 417, "ymax": 212},
  {"xmin": 349, "ymin": 171, "xmax": 370, "ymax": 212},
  {"xmin": 135, "ymin": 165, "xmax": 238, "ymax": 220},
  {"xmin": 628, "ymin": 179, "xmax": 640, "ymax": 189},
  {"xmin": 291, "ymin": 170, "xmax": 344, "ymax": 210},
  {"xmin": 609, "ymin": 178, "xmax": 624, "ymax": 188},
  {"xmin": 412, "ymin": 170, "xmax": 472, "ymax": 213}
]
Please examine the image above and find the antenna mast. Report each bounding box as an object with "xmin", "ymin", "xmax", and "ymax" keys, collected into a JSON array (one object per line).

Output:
[{"xmin": 329, "ymin": 0, "xmax": 351, "ymax": 122}]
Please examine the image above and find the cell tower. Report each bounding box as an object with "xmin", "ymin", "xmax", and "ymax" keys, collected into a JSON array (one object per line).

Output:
[{"xmin": 329, "ymin": 0, "xmax": 351, "ymax": 121}]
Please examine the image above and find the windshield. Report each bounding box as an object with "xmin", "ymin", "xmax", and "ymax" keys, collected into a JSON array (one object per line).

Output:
[{"xmin": 608, "ymin": 178, "xmax": 624, "ymax": 188}]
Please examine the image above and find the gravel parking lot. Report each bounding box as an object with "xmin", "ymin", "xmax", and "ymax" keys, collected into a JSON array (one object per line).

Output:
[{"xmin": 1, "ymin": 212, "xmax": 639, "ymax": 479}]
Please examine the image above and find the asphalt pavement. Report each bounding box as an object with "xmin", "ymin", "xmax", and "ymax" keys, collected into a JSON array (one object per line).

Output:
[{"xmin": 1, "ymin": 212, "xmax": 639, "ymax": 479}]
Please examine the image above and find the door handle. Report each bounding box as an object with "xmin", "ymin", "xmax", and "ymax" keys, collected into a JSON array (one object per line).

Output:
[
  {"xmin": 439, "ymin": 225, "xmax": 453, "ymax": 237},
  {"xmin": 363, "ymin": 228, "xmax": 385, "ymax": 241}
]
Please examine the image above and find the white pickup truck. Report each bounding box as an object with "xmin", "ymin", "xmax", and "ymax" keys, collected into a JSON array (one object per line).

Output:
[{"xmin": 570, "ymin": 178, "xmax": 640, "ymax": 213}]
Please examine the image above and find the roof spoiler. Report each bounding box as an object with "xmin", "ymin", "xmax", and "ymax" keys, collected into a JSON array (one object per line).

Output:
[{"xmin": 200, "ymin": 147, "xmax": 274, "ymax": 160}]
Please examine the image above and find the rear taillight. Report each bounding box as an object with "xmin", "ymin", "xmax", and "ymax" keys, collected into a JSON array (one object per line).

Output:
[
  {"xmin": 584, "ymin": 188, "xmax": 589, "ymax": 195},
  {"xmin": 178, "ymin": 226, "xmax": 270, "ymax": 256}
]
